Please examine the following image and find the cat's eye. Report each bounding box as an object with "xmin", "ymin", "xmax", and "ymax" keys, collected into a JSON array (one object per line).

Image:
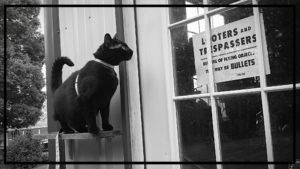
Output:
[{"xmin": 113, "ymin": 34, "xmax": 118, "ymax": 40}]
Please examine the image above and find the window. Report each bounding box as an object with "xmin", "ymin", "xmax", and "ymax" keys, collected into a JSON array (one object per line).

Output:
[{"xmin": 168, "ymin": 0, "xmax": 299, "ymax": 169}]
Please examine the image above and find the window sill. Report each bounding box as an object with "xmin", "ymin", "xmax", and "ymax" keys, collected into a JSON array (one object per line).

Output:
[{"xmin": 33, "ymin": 130, "xmax": 121, "ymax": 140}]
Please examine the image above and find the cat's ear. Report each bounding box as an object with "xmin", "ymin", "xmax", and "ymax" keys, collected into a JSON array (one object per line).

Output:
[
  {"xmin": 104, "ymin": 33, "xmax": 112, "ymax": 45},
  {"xmin": 113, "ymin": 34, "xmax": 118, "ymax": 40}
]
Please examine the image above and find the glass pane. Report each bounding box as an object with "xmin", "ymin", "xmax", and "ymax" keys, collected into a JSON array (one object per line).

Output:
[
  {"xmin": 171, "ymin": 20, "xmax": 207, "ymax": 96},
  {"xmin": 169, "ymin": 0, "xmax": 204, "ymax": 24},
  {"xmin": 176, "ymin": 99, "xmax": 216, "ymax": 168},
  {"xmin": 258, "ymin": 6, "xmax": 297, "ymax": 86},
  {"xmin": 268, "ymin": 91, "xmax": 294, "ymax": 162},
  {"xmin": 208, "ymin": 0, "xmax": 246, "ymax": 11},
  {"xmin": 258, "ymin": 0, "xmax": 293, "ymax": 4},
  {"xmin": 275, "ymin": 165, "xmax": 290, "ymax": 169},
  {"xmin": 208, "ymin": 0, "xmax": 240, "ymax": 5},
  {"xmin": 223, "ymin": 165, "xmax": 267, "ymax": 169},
  {"xmin": 216, "ymin": 94, "xmax": 268, "ymax": 162},
  {"xmin": 181, "ymin": 164, "xmax": 217, "ymax": 169}
]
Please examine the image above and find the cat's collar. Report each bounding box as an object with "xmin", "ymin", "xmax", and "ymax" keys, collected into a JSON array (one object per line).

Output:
[
  {"xmin": 75, "ymin": 74, "xmax": 80, "ymax": 96},
  {"xmin": 94, "ymin": 58, "xmax": 114, "ymax": 69}
]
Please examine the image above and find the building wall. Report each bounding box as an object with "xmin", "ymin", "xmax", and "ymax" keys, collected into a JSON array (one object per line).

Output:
[
  {"xmin": 57, "ymin": 1, "xmax": 124, "ymax": 168},
  {"xmin": 134, "ymin": 1, "xmax": 180, "ymax": 169}
]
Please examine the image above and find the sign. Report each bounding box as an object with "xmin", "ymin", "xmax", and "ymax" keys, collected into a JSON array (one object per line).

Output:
[{"xmin": 192, "ymin": 15, "xmax": 270, "ymax": 86}]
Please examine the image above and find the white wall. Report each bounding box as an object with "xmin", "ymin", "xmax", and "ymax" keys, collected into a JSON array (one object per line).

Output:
[
  {"xmin": 57, "ymin": 1, "xmax": 124, "ymax": 169},
  {"xmin": 134, "ymin": 1, "xmax": 180, "ymax": 169}
]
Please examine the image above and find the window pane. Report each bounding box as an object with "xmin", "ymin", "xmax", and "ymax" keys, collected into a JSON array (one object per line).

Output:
[
  {"xmin": 268, "ymin": 91, "xmax": 295, "ymax": 162},
  {"xmin": 169, "ymin": 0, "xmax": 204, "ymax": 24},
  {"xmin": 258, "ymin": 7, "xmax": 297, "ymax": 86},
  {"xmin": 216, "ymin": 94, "xmax": 268, "ymax": 162},
  {"xmin": 208, "ymin": 0, "xmax": 240, "ymax": 5},
  {"xmin": 275, "ymin": 165, "xmax": 290, "ymax": 169},
  {"xmin": 207, "ymin": 0, "xmax": 246, "ymax": 11},
  {"xmin": 171, "ymin": 20, "xmax": 207, "ymax": 96},
  {"xmin": 181, "ymin": 164, "xmax": 217, "ymax": 169},
  {"xmin": 176, "ymin": 99, "xmax": 216, "ymax": 167},
  {"xmin": 223, "ymin": 165, "xmax": 267, "ymax": 169},
  {"xmin": 258, "ymin": 0, "xmax": 293, "ymax": 4}
]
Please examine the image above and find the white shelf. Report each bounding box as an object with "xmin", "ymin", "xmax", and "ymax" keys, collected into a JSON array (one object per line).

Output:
[{"xmin": 33, "ymin": 130, "xmax": 121, "ymax": 140}]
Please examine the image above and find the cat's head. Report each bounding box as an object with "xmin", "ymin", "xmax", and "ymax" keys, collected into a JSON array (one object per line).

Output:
[{"xmin": 93, "ymin": 33, "xmax": 133, "ymax": 65}]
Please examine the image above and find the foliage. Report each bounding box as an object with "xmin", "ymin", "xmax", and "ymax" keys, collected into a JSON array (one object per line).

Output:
[
  {"xmin": 0, "ymin": 0, "xmax": 46, "ymax": 129},
  {"xmin": 7, "ymin": 132, "xmax": 44, "ymax": 169}
]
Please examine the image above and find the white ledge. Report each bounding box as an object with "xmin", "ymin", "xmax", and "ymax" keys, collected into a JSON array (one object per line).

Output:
[{"xmin": 33, "ymin": 130, "xmax": 121, "ymax": 140}]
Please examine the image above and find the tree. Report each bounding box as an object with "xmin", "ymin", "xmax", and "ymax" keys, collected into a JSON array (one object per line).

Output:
[
  {"xmin": 7, "ymin": 132, "xmax": 46, "ymax": 168},
  {"xmin": 0, "ymin": 0, "xmax": 46, "ymax": 129}
]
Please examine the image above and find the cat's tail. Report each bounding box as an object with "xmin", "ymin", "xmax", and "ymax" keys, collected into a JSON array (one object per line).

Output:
[{"xmin": 51, "ymin": 56, "xmax": 74, "ymax": 92}]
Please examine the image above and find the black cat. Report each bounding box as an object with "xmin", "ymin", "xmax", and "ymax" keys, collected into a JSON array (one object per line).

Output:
[{"xmin": 51, "ymin": 33, "xmax": 133, "ymax": 134}]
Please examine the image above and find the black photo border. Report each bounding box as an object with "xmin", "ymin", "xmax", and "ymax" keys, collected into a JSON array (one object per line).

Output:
[{"xmin": 3, "ymin": 2, "xmax": 297, "ymax": 167}]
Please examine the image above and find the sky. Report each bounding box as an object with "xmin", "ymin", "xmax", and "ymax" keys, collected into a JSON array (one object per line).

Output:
[
  {"xmin": 38, "ymin": 7, "xmax": 45, "ymax": 34},
  {"xmin": 38, "ymin": 8, "xmax": 46, "ymax": 93},
  {"xmin": 34, "ymin": 8, "xmax": 47, "ymax": 128}
]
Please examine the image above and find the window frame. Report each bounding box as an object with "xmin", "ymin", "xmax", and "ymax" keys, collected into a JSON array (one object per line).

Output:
[{"xmin": 166, "ymin": 0, "xmax": 300, "ymax": 168}]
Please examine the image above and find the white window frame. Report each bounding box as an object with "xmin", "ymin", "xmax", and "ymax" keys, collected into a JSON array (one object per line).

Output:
[{"xmin": 165, "ymin": 0, "xmax": 300, "ymax": 169}]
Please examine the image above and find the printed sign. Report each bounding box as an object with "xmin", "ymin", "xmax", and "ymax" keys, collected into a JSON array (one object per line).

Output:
[{"xmin": 192, "ymin": 15, "xmax": 270, "ymax": 86}]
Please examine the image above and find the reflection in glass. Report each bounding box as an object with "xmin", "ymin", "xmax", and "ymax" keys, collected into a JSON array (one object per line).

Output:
[
  {"xmin": 171, "ymin": 22, "xmax": 207, "ymax": 96},
  {"xmin": 268, "ymin": 91, "xmax": 294, "ymax": 162},
  {"xmin": 208, "ymin": 0, "xmax": 243, "ymax": 11},
  {"xmin": 216, "ymin": 94, "xmax": 268, "ymax": 163},
  {"xmin": 259, "ymin": 7, "xmax": 296, "ymax": 86},
  {"xmin": 176, "ymin": 99, "xmax": 216, "ymax": 169},
  {"xmin": 258, "ymin": 0, "xmax": 294, "ymax": 5},
  {"xmin": 169, "ymin": 0, "xmax": 204, "ymax": 24},
  {"xmin": 181, "ymin": 164, "xmax": 217, "ymax": 169},
  {"xmin": 223, "ymin": 165, "xmax": 267, "ymax": 169},
  {"xmin": 208, "ymin": 0, "xmax": 240, "ymax": 5}
]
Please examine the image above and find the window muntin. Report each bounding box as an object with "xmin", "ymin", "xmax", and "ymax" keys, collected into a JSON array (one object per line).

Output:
[{"xmin": 168, "ymin": 0, "xmax": 297, "ymax": 166}]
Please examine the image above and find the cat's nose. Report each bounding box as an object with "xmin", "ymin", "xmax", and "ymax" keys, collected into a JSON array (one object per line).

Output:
[
  {"xmin": 126, "ymin": 49, "xmax": 133, "ymax": 60},
  {"xmin": 129, "ymin": 49, "xmax": 133, "ymax": 57}
]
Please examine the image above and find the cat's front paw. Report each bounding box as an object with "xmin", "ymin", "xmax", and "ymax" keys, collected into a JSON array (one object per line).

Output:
[
  {"xmin": 88, "ymin": 127, "xmax": 100, "ymax": 135},
  {"xmin": 102, "ymin": 124, "xmax": 113, "ymax": 131}
]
